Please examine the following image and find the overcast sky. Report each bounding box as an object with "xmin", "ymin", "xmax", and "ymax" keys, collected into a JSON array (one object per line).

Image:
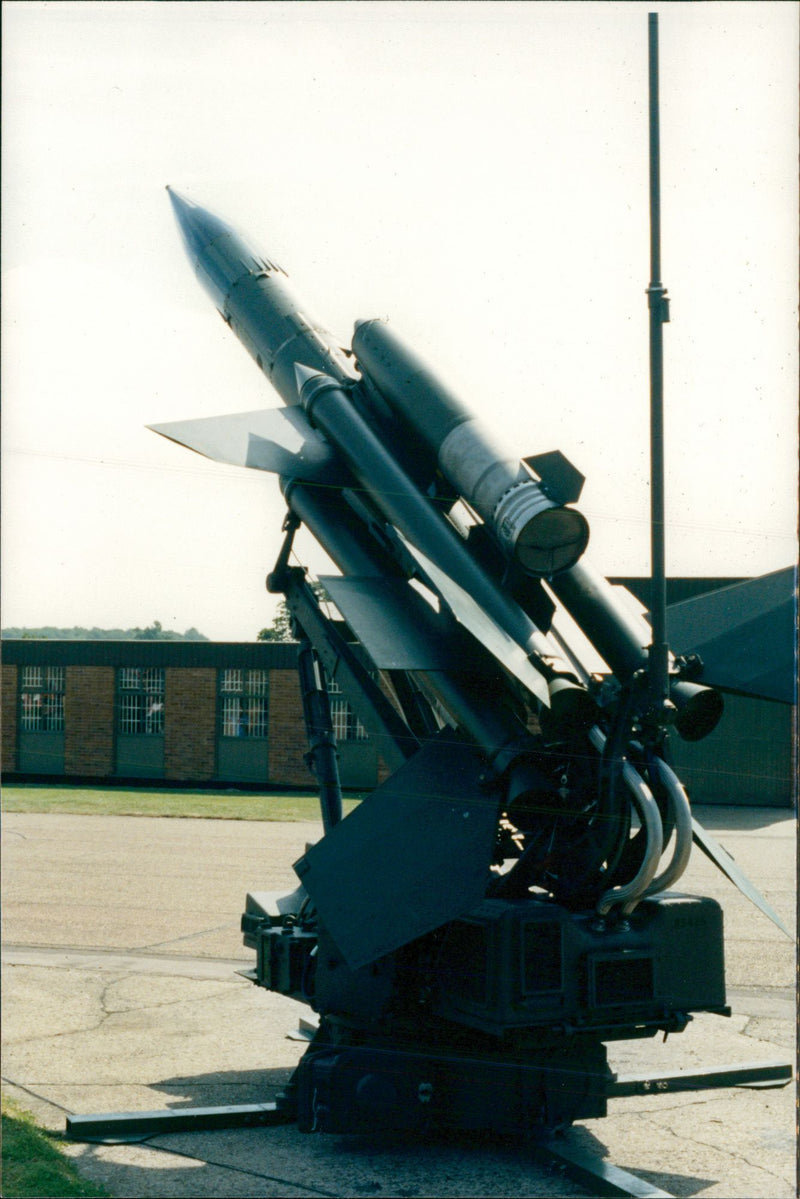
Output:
[{"xmin": 2, "ymin": 1, "xmax": 797, "ymax": 641}]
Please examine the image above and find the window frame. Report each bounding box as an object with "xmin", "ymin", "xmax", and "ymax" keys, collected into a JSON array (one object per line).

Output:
[
  {"xmin": 19, "ymin": 665, "xmax": 65, "ymax": 733},
  {"xmin": 327, "ymin": 677, "xmax": 368, "ymax": 743},
  {"xmin": 218, "ymin": 668, "xmax": 269, "ymax": 739},
  {"xmin": 116, "ymin": 667, "xmax": 165, "ymax": 736}
]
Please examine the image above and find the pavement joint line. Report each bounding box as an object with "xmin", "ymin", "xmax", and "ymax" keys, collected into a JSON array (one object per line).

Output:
[
  {"xmin": 2, "ymin": 945, "xmax": 251, "ymax": 977},
  {"xmin": 140, "ymin": 922, "xmax": 241, "ymax": 950},
  {"xmin": 2, "ymin": 942, "xmax": 247, "ymax": 963},
  {"xmin": 2, "ymin": 1075, "xmax": 74, "ymax": 1117}
]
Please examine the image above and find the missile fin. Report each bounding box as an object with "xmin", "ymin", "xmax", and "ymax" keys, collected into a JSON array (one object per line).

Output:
[
  {"xmin": 148, "ymin": 407, "xmax": 341, "ymax": 482},
  {"xmin": 691, "ymin": 817, "xmax": 791, "ymax": 937},
  {"xmin": 395, "ymin": 531, "xmax": 550, "ymax": 706},
  {"xmin": 319, "ymin": 575, "xmax": 465, "ymax": 670},
  {"xmin": 524, "ymin": 450, "xmax": 585, "ymax": 505},
  {"xmin": 666, "ymin": 567, "xmax": 797, "ymax": 704}
]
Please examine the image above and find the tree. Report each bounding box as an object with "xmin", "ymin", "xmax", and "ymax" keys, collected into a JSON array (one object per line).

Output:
[
  {"xmin": 135, "ymin": 620, "xmax": 162, "ymax": 640},
  {"xmin": 257, "ymin": 602, "xmax": 295, "ymax": 643},
  {"xmin": 257, "ymin": 582, "xmax": 330, "ymax": 642}
]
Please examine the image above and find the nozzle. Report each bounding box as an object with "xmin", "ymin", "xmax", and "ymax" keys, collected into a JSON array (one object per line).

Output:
[
  {"xmin": 671, "ymin": 680, "xmax": 724, "ymax": 742},
  {"xmin": 494, "ymin": 487, "xmax": 590, "ymax": 576}
]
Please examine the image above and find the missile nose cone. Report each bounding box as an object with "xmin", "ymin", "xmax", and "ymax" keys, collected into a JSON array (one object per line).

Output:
[
  {"xmin": 166, "ymin": 188, "xmax": 283, "ymax": 312},
  {"xmin": 166, "ymin": 187, "xmax": 233, "ymax": 266}
]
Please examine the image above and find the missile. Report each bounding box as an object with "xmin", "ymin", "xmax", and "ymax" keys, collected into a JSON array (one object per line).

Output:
[
  {"xmin": 165, "ymin": 188, "xmax": 587, "ymax": 577},
  {"xmin": 159, "ymin": 192, "xmax": 592, "ymax": 701},
  {"xmin": 157, "ymin": 191, "xmax": 721, "ymax": 742}
]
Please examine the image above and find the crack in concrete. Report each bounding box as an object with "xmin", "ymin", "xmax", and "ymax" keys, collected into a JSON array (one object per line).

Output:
[
  {"xmin": 609, "ymin": 1092, "xmax": 735, "ymax": 1117},
  {"xmin": 640, "ymin": 1102, "xmax": 792, "ymax": 1186},
  {"xmin": 740, "ymin": 1013, "xmax": 795, "ymax": 1047},
  {"xmin": 97, "ymin": 974, "xmax": 235, "ymax": 1016},
  {"xmin": 2, "ymin": 973, "xmax": 128, "ymax": 1047},
  {"xmin": 3, "ymin": 971, "xmax": 240, "ymax": 1049},
  {"xmin": 98, "ymin": 976, "xmax": 116, "ymax": 1023}
]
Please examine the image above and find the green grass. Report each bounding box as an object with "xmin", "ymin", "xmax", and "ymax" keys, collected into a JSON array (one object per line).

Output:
[
  {"xmin": 2, "ymin": 783, "xmax": 362, "ymax": 821},
  {"xmin": 1, "ymin": 1096, "xmax": 112, "ymax": 1198}
]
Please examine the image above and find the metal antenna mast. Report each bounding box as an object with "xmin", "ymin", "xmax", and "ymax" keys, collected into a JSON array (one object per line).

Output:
[{"xmin": 647, "ymin": 11, "xmax": 670, "ymax": 714}]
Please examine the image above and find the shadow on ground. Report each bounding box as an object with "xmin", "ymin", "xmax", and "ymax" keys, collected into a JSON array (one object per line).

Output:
[
  {"xmin": 64, "ymin": 1067, "xmax": 717, "ymax": 1199},
  {"xmin": 691, "ymin": 805, "xmax": 794, "ymax": 831}
]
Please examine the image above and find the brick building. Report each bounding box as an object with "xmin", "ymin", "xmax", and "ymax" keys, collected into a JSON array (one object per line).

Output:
[
  {"xmin": 1, "ymin": 640, "xmax": 380, "ymax": 789},
  {"xmin": 1, "ymin": 588, "xmax": 794, "ymax": 806}
]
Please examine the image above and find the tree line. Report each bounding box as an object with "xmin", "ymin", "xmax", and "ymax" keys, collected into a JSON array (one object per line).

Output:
[{"xmin": 1, "ymin": 621, "xmax": 209, "ymax": 641}]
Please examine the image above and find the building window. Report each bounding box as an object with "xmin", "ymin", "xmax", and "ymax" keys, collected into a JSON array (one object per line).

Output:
[
  {"xmin": 219, "ymin": 669, "xmax": 268, "ymax": 738},
  {"xmin": 20, "ymin": 666, "xmax": 65, "ymax": 732},
  {"xmin": 118, "ymin": 668, "xmax": 165, "ymax": 734},
  {"xmin": 327, "ymin": 678, "xmax": 368, "ymax": 742}
]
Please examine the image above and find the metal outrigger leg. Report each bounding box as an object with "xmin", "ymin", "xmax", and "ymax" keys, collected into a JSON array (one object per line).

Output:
[
  {"xmin": 65, "ymin": 1096, "xmax": 296, "ymax": 1144},
  {"xmin": 65, "ymin": 1057, "xmax": 792, "ymax": 1195},
  {"xmin": 532, "ymin": 1059, "xmax": 793, "ymax": 1198}
]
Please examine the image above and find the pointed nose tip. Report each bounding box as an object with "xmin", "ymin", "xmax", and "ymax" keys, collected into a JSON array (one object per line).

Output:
[
  {"xmin": 166, "ymin": 185, "xmax": 191, "ymax": 219},
  {"xmin": 166, "ymin": 186, "xmax": 195, "ymax": 222},
  {"xmin": 166, "ymin": 187, "xmax": 233, "ymax": 264}
]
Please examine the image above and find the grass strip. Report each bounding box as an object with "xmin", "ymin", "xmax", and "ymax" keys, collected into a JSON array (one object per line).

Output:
[
  {"xmin": 2, "ymin": 784, "xmax": 361, "ymax": 821},
  {"xmin": 1, "ymin": 1096, "xmax": 111, "ymax": 1198}
]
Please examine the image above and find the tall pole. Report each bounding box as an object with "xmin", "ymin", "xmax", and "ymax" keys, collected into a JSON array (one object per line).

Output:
[{"xmin": 647, "ymin": 12, "xmax": 670, "ymax": 713}]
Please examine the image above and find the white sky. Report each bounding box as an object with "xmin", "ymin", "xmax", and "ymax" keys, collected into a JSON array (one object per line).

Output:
[{"xmin": 2, "ymin": 1, "xmax": 797, "ymax": 641}]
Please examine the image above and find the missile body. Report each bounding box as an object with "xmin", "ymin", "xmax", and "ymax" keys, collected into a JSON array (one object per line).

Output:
[
  {"xmin": 166, "ymin": 188, "xmax": 587, "ymax": 580},
  {"xmin": 167, "ymin": 189, "xmax": 356, "ymax": 405},
  {"xmin": 294, "ymin": 365, "xmax": 555, "ymax": 704}
]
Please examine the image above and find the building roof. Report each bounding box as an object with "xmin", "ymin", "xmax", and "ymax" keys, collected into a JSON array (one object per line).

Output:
[{"xmin": 0, "ymin": 639, "xmax": 299, "ymax": 669}]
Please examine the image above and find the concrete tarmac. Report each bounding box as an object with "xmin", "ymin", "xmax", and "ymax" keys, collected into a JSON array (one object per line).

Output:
[{"xmin": 2, "ymin": 807, "xmax": 795, "ymax": 1198}]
